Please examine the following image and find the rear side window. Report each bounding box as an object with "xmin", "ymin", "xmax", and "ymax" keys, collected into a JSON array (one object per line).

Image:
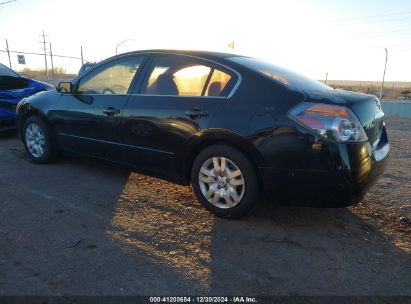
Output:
[
  {"xmin": 172, "ymin": 65, "xmax": 211, "ymax": 96},
  {"xmin": 141, "ymin": 55, "xmax": 234, "ymax": 97},
  {"xmin": 228, "ymin": 56, "xmax": 331, "ymax": 91},
  {"xmin": 77, "ymin": 56, "xmax": 144, "ymax": 94}
]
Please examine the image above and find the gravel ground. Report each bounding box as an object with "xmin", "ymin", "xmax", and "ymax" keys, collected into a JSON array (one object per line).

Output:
[
  {"xmin": 0, "ymin": 116, "xmax": 410, "ymax": 296},
  {"xmin": 350, "ymin": 117, "xmax": 411, "ymax": 254}
]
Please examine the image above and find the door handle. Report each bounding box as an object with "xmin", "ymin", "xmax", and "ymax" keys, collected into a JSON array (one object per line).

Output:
[
  {"xmin": 185, "ymin": 108, "xmax": 208, "ymax": 118},
  {"xmin": 103, "ymin": 107, "xmax": 120, "ymax": 116}
]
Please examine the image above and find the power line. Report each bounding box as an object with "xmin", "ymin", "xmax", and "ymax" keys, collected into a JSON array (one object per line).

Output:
[
  {"xmin": 368, "ymin": 44, "xmax": 411, "ymax": 49},
  {"xmin": 390, "ymin": 48, "xmax": 411, "ymax": 51},
  {"xmin": 0, "ymin": 49, "xmax": 83, "ymax": 59},
  {"xmin": 335, "ymin": 31, "xmax": 411, "ymax": 42},
  {"xmin": 327, "ymin": 16, "xmax": 411, "ymax": 28},
  {"xmin": 350, "ymin": 28, "xmax": 411, "ymax": 38},
  {"xmin": 320, "ymin": 11, "xmax": 411, "ymax": 23},
  {"xmin": 0, "ymin": 0, "xmax": 17, "ymax": 6}
]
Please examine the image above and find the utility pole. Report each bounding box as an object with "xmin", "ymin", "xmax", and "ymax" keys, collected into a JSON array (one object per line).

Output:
[
  {"xmin": 5, "ymin": 39, "xmax": 12, "ymax": 69},
  {"xmin": 80, "ymin": 45, "xmax": 84, "ymax": 65},
  {"xmin": 49, "ymin": 42, "xmax": 55, "ymax": 79},
  {"xmin": 40, "ymin": 30, "xmax": 49, "ymax": 80},
  {"xmin": 325, "ymin": 72, "xmax": 328, "ymax": 85},
  {"xmin": 379, "ymin": 48, "xmax": 388, "ymax": 100}
]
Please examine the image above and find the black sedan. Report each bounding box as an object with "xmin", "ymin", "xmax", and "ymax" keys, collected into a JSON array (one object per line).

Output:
[{"xmin": 16, "ymin": 50, "xmax": 389, "ymax": 218}]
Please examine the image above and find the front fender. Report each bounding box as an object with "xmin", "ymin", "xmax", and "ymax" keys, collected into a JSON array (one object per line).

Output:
[
  {"xmin": 17, "ymin": 90, "xmax": 61, "ymax": 116},
  {"xmin": 17, "ymin": 90, "xmax": 61, "ymax": 136}
]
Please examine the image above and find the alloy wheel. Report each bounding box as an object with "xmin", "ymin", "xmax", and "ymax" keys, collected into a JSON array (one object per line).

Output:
[
  {"xmin": 198, "ymin": 157, "xmax": 245, "ymax": 209},
  {"xmin": 25, "ymin": 123, "xmax": 46, "ymax": 158}
]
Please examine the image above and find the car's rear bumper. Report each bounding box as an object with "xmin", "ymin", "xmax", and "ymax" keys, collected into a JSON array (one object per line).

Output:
[
  {"xmin": 0, "ymin": 100, "xmax": 18, "ymax": 131},
  {"xmin": 260, "ymin": 127, "xmax": 389, "ymax": 206},
  {"xmin": 0, "ymin": 115, "xmax": 17, "ymax": 131}
]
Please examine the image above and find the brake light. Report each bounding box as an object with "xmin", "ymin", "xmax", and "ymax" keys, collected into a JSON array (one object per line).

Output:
[{"xmin": 289, "ymin": 102, "xmax": 367, "ymax": 142}]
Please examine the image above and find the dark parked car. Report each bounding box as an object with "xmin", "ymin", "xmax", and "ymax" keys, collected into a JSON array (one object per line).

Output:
[
  {"xmin": 16, "ymin": 50, "xmax": 389, "ymax": 218},
  {"xmin": 0, "ymin": 63, "xmax": 54, "ymax": 131}
]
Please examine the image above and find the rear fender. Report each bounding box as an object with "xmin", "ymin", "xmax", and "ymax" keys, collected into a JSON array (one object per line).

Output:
[{"xmin": 180, "ymin": 129, "xmax": 266, "ymax": 182}]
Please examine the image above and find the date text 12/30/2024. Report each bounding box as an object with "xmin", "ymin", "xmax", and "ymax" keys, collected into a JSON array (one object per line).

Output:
[{"xmin": 149, "ymin": 297, "xmax": 258, "ymax": 303}]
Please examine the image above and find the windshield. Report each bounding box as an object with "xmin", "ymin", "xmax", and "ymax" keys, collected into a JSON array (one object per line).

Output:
[
  {"xmin": 0, "ymin": 63, "xmax": 20, "ymax": 77},
  {"xmin": 227, "ymin": 57, "xmax": 331, "ymax": 91}
]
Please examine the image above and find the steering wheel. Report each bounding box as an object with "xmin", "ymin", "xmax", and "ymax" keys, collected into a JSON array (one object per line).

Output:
[{"xmin": 102, "ymin": 88, "xmax": 116, "ymax": 94}]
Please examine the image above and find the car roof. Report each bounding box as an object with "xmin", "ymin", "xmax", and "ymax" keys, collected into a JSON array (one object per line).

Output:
[
  {"xmin": 117, "ymin": 49, "xmax": 247, "ymax": 61},
  {"xmin": 0, "ymin": 63, "xmax": 20, "ymax": 77}
]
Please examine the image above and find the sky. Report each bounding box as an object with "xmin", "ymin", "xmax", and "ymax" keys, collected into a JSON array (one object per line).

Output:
[{"xmin": 0, "ymin": 0, "xmax": 411, "ymax": 81}]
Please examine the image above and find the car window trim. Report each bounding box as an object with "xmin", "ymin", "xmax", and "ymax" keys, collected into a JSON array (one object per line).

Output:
[
  {"xmin": 128, "ymin": 54, "xmax": 153, "ymax": 96},
  {"xmin": 135, "ymin": 93, "xmax": 227, "ymax": 99},
  {"xmin": 201, "ymin": 68, "xmax": 214, "ymax": 96}
]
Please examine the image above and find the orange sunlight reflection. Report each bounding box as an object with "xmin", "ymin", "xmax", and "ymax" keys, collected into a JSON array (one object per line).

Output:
[{"xmin": 107, "ymin": 172, "xmax": 214, "ymax": 289}]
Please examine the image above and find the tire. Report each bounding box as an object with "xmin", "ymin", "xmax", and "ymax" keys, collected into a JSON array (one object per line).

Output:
[
  {"xmin": 22, "ymin": 115, "xmax": 55, "ymax": 163},
  {"xmin": 191, "ymin": 144, "xmax": 260, "ymax": 218}
]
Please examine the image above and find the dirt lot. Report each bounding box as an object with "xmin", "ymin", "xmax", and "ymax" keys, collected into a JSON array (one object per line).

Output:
[{"xmin": 0, "ymin": 117, "xmax": 410, "ymax": 296}]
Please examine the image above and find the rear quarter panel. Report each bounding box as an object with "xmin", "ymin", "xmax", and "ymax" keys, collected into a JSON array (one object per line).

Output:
[{"xmin": 210, "ymin": 71, "xmax": 333, "ymax": 172}]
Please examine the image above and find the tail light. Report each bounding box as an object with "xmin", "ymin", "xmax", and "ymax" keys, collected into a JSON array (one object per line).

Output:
[{"xmin": 289, "ymin": 102, "xmax": 367, "ymax": 142}]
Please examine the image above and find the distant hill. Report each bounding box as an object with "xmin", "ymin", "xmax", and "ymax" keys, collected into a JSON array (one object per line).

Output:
[
  {"xmin": 317, "ymin": 80, "xmax": 411, "ymax": 99},
  {"xmin": 319, "ymin": 80, "xmax": 411, "ymax": 88}
]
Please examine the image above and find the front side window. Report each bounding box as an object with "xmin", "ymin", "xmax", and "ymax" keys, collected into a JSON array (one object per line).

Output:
[{"xmin": 77, "ymin": 56, "xmax": 143, "ymax": 94}]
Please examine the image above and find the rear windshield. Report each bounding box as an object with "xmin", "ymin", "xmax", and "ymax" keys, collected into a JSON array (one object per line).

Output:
[
  {"xmin": 0, "ymin": 63, "xmax": 19, "ymax": 77},
  {"xmin": 227, "ymin": 57, "xmax": 331, "ymax": 91}
]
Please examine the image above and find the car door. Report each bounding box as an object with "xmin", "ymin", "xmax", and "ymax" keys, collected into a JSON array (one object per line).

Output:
[
  {"xmin": 52, "ymin": 55, "xmax": 146, "ymax": 162},
  {"xmin": 121, "ymin": 53, "xmax": 237, "ymax": 179}
]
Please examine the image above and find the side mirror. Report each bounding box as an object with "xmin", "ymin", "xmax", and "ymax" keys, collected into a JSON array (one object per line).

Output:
[{"xmin": 57, "ymin": 81, "xmax": 73, "ymax": 93}]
